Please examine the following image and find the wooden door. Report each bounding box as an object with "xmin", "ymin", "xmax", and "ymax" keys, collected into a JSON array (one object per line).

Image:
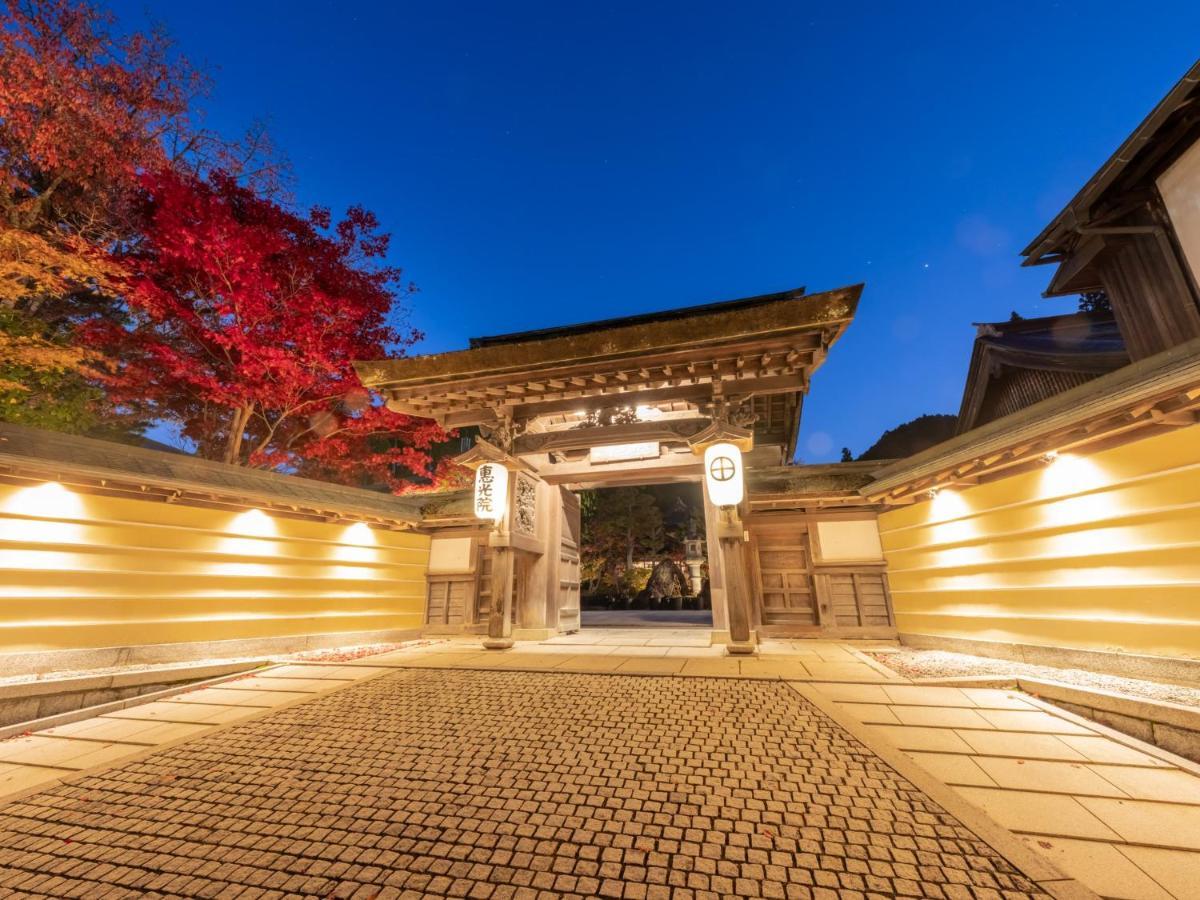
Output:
[
  {"xmin": 750, "ymin": 525, "xmax": 817, "ymax": 628},
  {"xmin": 426, "ymin": 577, "xmax": 468, "ymax": 627},
  {"xmin": 558, "ymin": 489, "xmax": 581, "ymax": 632}
]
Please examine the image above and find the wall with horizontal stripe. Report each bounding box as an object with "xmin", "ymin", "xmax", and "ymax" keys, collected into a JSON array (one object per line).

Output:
[
  {"xmin": 878, "ymin": 424, "xmax": 1200, "ymax": 660},
  {"xmin": 0, "ymin": 480, "xmax": 430, "ymax": 654}
]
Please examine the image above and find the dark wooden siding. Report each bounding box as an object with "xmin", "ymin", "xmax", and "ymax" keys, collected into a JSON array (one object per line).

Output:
[
  {"xmin": 976, "ymin": 368, "xmax": 1098, "ymax": 427},
  {"xmin": 1098, "ymin": 222, "xmax": 1200, "ymax": 360}
]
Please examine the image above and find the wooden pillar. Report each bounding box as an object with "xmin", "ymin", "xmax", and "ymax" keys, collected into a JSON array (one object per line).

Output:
[
  {"xmin": 701, "ymin": 478, "xmax": 729, "ymax": 633},
  {"xmin": 703, "ymin": 478, "xmax": 756, "ymax": 654},
  {"xmin": 715, "ymin": 505, "xmax": 756, "ymax": 655},
  {"xmin": 483, "ymin": 544, "xmax": 515, "ymax": 649}
]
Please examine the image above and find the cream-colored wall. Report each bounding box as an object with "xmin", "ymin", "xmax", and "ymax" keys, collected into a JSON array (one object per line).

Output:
[
  {"xmin": 0, "ymin": 480, "xmax": 430, "ymax": 653},
  {"xmin": 1158, "ymin": 139, "xmax": 1200, "ymax": 285},
  {"xmin": 879, "ymin": 425, "xmax": 1200, "ymax": 660}
]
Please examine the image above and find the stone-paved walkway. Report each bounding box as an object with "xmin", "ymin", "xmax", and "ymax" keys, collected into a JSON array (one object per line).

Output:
[{"xmin": 0, "ymin": 667, "xmax": 1057, "ymax": 899}]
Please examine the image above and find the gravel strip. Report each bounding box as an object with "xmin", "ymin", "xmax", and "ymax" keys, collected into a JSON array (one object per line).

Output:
[
  {"xmin": 0, "ymin": 640, "xmax": 434, "ymax": 688},
  {"xmin": 867, "ymin": 648, "xmax": 1200, "ymax": 709}
]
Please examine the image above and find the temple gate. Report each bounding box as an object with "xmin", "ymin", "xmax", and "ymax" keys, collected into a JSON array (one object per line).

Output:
[{"xmin": 355, "ymin": 284, "xmax": 895, "ymax": 653}]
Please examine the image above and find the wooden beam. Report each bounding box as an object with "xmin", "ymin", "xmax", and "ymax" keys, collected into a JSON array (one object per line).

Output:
[{"xmin": 512, "ymin": 418, "xmax": 710, "ymax": 455}]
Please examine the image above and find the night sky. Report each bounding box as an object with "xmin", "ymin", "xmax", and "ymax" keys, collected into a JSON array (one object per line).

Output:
[{"xmin": 109, "ymin": 1, "xmax": 1200, "ymax": 461}]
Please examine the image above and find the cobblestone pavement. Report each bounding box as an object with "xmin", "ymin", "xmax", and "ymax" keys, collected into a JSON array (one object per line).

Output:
[{"xmin": 0, "ymin": 668, "xmax": 1052, "ymax": 899}]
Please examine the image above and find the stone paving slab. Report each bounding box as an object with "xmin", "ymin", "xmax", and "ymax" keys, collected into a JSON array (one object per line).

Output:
[
  {"xmin": 827, "ymin": 679, "xmax": 1200, "ymax": 899},
  {"xmin": 0, "ymin": 667, "xmax": 1062, "ymax": 899}
]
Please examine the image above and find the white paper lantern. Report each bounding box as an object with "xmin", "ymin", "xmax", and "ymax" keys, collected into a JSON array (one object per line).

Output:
[
  {"xmin": 474, "ymin": 462, "xmax": 508, "ymax": 522},
  {"xmin": 703, "ymin": 442, "xmax": 744, "ymax": 507}
]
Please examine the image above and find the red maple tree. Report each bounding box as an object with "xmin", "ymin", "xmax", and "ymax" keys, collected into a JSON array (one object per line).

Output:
[{"xmin": 88, "ymin": 169, "xmax": 455, "ymax": 491}]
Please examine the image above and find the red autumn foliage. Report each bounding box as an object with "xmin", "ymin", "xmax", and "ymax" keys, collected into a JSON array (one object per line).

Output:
[
  {"xmin": 4, "ymin": 0, "xmax": 453, "ymax": 492},
  {"xmin": 86, "ymin": 169, "xmax": 453, "ymax": 491},
  {"xmin": 0, "ymin": 0, "xmax": 198, "ymax": 237}
]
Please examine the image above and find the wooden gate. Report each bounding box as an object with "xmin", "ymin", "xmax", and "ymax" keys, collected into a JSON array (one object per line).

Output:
[
  {"xmin": 558, "ymin": 488, "xmax": 582, "ymax": 632},
  {"xmin": 748, "ymin": 524, "xmax": 818, "ymax": 630}
]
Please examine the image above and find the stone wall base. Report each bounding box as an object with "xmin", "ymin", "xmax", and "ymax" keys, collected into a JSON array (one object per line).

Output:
[
  {"xmin": 899, "ymin": 632, "xmax": 1200, "ymax": 684},
  {"xmin": 0, "ymin": 660, "xmax": 257, "ymax": 730},
  {"xmin": 0, "ymin": 628, "xmax": 423, "ymax": 679},
  {"xmin": 916, "ymin": 672, "xmax": 1200, "ymax": 766}
]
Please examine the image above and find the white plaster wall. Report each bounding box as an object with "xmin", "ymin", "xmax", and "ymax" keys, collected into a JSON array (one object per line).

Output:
[
  {"xmin": 1158, "ymin": 140, "xmax": 1200, "ymax": 284},
  {"xmin": 816, "ymin": 519, "xmax": 883, "ymax": 562}
]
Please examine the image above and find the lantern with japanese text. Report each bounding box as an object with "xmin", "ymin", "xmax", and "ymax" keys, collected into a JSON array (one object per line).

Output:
[{"xmin": 474, "ymin": 462, "xmax": 508, "ymax": 522}]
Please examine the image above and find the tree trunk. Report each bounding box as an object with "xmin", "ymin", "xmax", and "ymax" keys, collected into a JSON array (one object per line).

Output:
[{"xmin": 223, "ymin": 405, "xmax": 251, "ymax": 465}]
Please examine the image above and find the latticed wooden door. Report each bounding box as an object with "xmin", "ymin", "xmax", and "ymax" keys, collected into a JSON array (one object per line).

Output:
[{"xmin": 750, "ymin": 525, "xmax": 817, "ymax": 627}]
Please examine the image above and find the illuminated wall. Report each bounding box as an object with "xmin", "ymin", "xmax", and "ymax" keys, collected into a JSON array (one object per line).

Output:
[
  {"xmin": 879, "ymin": 425, "xmax": 1200, "ymax": 660},
  {"xmin": 0, "ymin": 481, "xmax": 430, "ymax": 654}
]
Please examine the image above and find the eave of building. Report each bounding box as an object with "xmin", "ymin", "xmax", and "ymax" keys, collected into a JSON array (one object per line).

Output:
[
  {"xmin": 0, "ymin": 423, "xmax": 424, "ymax": 529},
  {"xmin": 955, "ymin": 314, "xmax": 1129, "ymax": 434},
  {"xmin": 1022, "ymin": 60, "xmax": 1200, "ymax": 267},
  {"xmin": 353, "ymin": 284, "xmax": 860, "ymax": 430},
  {"xmin": 748, "ymin": 461, "xmax": 888, "ymax": 511},
  {"xmin": 862, "ymin": 335, "xmax": 1200, "ymax": 503}
]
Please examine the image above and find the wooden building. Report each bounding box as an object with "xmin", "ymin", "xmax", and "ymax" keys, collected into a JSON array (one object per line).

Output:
[
  {"xmin": 869, "ymin": 61, "xmax": 1200, "ymax": 675},
  {"xmin": 1022, "ymin": 61, "xmax": 1200, "ymax": 360},
  {"xmin": 355, "ymin": 284, "xmax": 897, "ymax": 648},
  {"xmin": 955, "ymin": 312, "xmax": 1128, "ymax": 434}
]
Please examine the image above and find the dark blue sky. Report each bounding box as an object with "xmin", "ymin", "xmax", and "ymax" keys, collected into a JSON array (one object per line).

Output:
[{"xmin": 110, "ymin": 1, "xmax": 1200, "ymax": 461}]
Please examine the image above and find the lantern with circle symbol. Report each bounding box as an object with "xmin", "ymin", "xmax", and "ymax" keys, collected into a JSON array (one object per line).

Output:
[
  {"xmin": 703, "ymin": 441, "xmax": 744, "ymax": 507},
  {"xmin": 474, "ymin": 462, "xmax": 508, "ymax": 522}
]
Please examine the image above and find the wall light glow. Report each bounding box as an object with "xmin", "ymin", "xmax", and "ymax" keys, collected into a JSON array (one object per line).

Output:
[
  {"xmin": 343, "ymin": 521, "xmax": 376, "ymax": 544},
  {"xmin": 5, "ymin": 481, "xmax": 84, "ymax": 516},
  {"xmin": 1042, "ymin": 452, "xmax": 1106, "ymax": 495},
  {"xmin": 230, "ymin": 508, "xmax": 277, "ymax": 537},
  {"xmin": 333, "ymin": 521, "xmax": 381, "ymax": 564},
  {"xmin": 0, "ymin": 482, "xmax": 87, "ymax": 547},
  {"xmin": 211, "ymin": 508, "xmax": 280, "ymax": 577},
  {"xmin": 1039, "ymin": 453, "xmax": 1114, "ymax": 529},
  {"xmin": 928, "ymin": 489, "xmax": 977, "ymax": 544}
]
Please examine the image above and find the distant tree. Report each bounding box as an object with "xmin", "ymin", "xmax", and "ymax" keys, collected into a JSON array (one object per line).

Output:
[
  {"xmin": 581, "ymin": 487, "xmax": 665, "ymax": 599},
  {"xmin": 0, "ymin": 0, "xmax": 284, "ymax": 435},
  {"xmin": 839, "ymin": 447, "xmax": 853, "ymax": 462},
  {"xmin": 0, "ymin": 0, "xmax": 197, "ymax": 433},
  {"xmin": 858, "ymin": 414, "xmax": 957, "ymax": 461},
  {"xmin": 1079, "ymin": 291, "xmax": 1112, "ymax": 314}
]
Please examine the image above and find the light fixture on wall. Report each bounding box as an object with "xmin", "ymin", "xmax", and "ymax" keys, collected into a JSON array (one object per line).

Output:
[
  {"xmin": 703, "ymin": 441, "xmax": 744, "ymax": 507},
  {"xmin": 473, "ymin": 461, "xmax": 508, "ymax": 522}
]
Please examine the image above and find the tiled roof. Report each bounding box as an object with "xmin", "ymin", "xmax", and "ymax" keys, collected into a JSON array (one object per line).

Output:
[{"xmin": 0, "ymin": 423, "xmax": 424, "ymax": 526}]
